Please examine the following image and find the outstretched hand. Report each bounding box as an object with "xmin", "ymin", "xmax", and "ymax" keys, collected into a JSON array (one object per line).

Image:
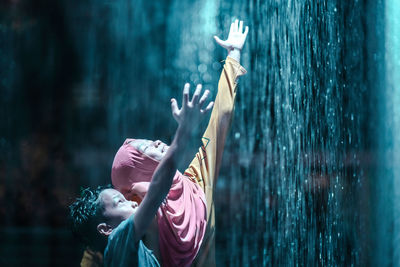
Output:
[
  {"xmin": 214, "ymin": 19, "xmax": 249, "ymax": 52},
  {"xmin": 170, "ymin": 83, "xmax": 214, "ymax": 131}
]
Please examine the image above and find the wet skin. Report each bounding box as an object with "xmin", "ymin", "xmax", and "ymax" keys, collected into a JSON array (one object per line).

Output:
[
  {"xmin": 129, "ymin": 139, "xmax": 169, "ymax": 161},
  {"xmin": 99, "ymin": 188, "xmax": 139, "ymax": 228}
]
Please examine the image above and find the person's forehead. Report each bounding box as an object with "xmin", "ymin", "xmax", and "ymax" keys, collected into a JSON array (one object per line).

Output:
[
  {"xmin": 129, "ymin": 139, "xmax": 153, "ymax": 150},
  {"xmin": 131, "ymin": 139, "xmax": 152, "ymax": 145},
  {"xmin": 100, "ymin": 188, "xmax": 122, "ymax": 202}
]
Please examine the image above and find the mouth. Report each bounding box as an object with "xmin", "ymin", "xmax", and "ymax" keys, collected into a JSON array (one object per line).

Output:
[{"xmin": 161, "ymin": 144, "xmax": 168, "ymax": 153}]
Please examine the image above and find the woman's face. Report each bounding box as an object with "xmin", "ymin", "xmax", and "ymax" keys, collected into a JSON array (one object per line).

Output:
[{"xmin": 129, "ymin": 139, "xmax": 169, "ymax": 161}]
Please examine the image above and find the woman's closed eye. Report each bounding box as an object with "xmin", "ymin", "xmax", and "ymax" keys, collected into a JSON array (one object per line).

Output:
[
  {"xmin": 138, "ymin": 143, "xmax": 147, "ymax": 152},
  {"xmin": 138, "ymin": 141, "xmax": 153, "ymax": 152},
  {"xmin": 117, "ymin": 198, "xmax": 126, "ymax": 205}
]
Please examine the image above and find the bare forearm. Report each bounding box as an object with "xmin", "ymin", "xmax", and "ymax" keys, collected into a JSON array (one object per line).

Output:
[
  {"xmin": 133, "ymin": 125, "xmax": 192, "ymax": 241},
  {"xmin": 147, "ymin": 125, "xmax": 191, "ymax": 202}
]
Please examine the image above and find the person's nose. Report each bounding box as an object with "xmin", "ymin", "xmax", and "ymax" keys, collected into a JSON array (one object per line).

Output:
[
  {"xmin": 129, "ymin": 201, "xmax": 138, "ymax": 208},
  {"xmin": 152, "ymin": 140, "xmax": 162, "ymax": 147}
]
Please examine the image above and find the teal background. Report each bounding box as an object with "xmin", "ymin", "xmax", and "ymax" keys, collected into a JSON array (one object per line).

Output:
[{"xmin": 0, "ymin": 0, "xmax": 399, "ymax": 266}]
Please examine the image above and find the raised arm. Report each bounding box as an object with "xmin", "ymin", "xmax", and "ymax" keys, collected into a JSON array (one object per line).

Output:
[
  {"xmin": 181, "ymin": 19, "xmax": 248, "ymax": 266},
  {"xmin": 184, "ymin": 19, "xmax": 248, "ymax": 186},
  {"xmin": 133, "ymin": 83, "xmax": 213, "ymax": 242},
  {"xmin": 214, "ymin": 19, "xmax": 249, "ymax": 63}
]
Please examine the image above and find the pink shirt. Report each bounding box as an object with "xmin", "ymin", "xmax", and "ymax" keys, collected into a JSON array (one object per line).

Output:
[{"xmin": 111, "ymin": 139, "xmax": 207, "ymax": 267}]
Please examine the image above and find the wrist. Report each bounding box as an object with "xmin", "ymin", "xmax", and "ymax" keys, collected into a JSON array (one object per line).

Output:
[
  {"xmin": 175, "ymin": 124, "xmax": 194, "ymax": 141},
  {"xmin": 227, "ymin": 48, "xmax": 241, "ymax": 63}
]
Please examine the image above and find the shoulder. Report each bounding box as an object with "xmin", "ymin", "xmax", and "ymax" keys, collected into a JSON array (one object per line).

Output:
[
  {"xmin": 104, "ymin": 215, "xmax": 139, "ymax": 265},
  {"xmin": 109, "ymin": 214, "xmax": 137, "ymax": 246}
]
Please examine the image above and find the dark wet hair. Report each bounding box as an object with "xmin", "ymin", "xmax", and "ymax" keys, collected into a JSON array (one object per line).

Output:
[{"xmin": 69, "ymin": 185, "xmax": 111, "ymax": 248}]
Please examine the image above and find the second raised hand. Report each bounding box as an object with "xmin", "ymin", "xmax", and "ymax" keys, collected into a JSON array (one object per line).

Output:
[{"xmin": 170, "ymin": 83, "xmax": 214, "ymax": 127}]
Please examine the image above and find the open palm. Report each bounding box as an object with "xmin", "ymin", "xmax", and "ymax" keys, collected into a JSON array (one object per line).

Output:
[
  {"xmin": 214, "ymin": 19, "xmax": 249, "ymax": 51},
  {"xmin": 170, "ymin": 83, "xmax": 214, "ymax": 127}
]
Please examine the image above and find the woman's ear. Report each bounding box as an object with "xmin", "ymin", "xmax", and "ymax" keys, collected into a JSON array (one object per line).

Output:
[{"xmin": 97, "ymin": 223, "xmax": 113, "ymax": 236}]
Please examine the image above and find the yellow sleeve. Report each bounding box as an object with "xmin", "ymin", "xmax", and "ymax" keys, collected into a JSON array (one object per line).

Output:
[
  {"xmin": 80, "ymin": 249, "xmax": 103, "ymax": 267},
  {"xmin": 184, "ymin": 56, "xmax": 247, "ymax": 195}
]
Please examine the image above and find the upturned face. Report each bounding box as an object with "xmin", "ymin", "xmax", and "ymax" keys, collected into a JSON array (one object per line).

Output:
[
  {"xmin": 129, "ymin": 139, "xmax": 169, "ymax": 161},
  {"xmin": 99, "ymin": 188, "xmax": 138, "ymax": 229}
]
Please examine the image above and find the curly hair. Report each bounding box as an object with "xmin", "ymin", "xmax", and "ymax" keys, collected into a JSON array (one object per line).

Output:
[{"xmin": 69, "ymin": 185, "xmax": 111, "ymax": 248}]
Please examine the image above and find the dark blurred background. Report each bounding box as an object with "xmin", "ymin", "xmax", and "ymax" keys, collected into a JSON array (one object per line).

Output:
[{"xmin": 1, "ymin": 0, "xmax": 399, "ymax": 266}]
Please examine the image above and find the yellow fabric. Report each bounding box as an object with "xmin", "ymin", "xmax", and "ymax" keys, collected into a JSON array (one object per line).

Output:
[
  {"xmin": 185, "ymin": 56, "xmax": 247, "ymax": 267},
  {"xmin": 80, "ymin": 56, "xmax": 246, "ymax": 267},
  {"xmin": 80, "ymin": 248, "xmax": 103, "ymax": 267}
]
